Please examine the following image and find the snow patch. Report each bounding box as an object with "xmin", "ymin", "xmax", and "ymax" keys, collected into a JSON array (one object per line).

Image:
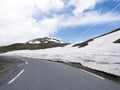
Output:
[{"xmin": 2, "ymin": 30, "xmax": 120, "ymax": 76}]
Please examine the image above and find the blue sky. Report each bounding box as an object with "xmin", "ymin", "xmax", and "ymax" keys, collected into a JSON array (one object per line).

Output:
[
  {"xmin": 0, "ymin": 0, "xmax": 120, "ymax": 45},
  {"xmin": 52, "ymin": 0, "xmax": 120, "ymax": 43}
]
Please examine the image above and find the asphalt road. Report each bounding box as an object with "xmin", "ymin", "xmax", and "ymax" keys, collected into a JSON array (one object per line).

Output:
[{"xmin": 0, "ymin": 57, "xmax": 120, "ymax": 90}]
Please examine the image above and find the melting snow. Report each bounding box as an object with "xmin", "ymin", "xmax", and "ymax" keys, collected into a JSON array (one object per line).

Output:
[{"xmin": 1, "ymin": 30, "xmax": 120, "ymax": 76}]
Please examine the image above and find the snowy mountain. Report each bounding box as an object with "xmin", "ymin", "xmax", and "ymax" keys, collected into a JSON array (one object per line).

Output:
[
  {"xmin": 0, "ymin": 37, "xmax": 67, "ymax": 53},
  {"xmin": 1, "ymin": 28, "xmax": 120, "ymax": 76},
  {"xmin": 26, "ymin": 37, "xmax": 64, "ymax": 44}
]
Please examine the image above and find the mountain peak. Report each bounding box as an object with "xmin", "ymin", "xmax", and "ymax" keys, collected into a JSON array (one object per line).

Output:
[{"xmin": 26, "ymin": 37, "xmax": 64, "ymax": 44}]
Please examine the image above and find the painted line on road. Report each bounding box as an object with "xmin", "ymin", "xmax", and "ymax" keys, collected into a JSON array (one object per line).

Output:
[
  {"xmin": 25, "ymin": 61, "xmax": 28, "ymax": 65},
  {"xmin": 8, "ymin": 69, "xmax": 24, "ymax": 84},
  {"xmin": 80, "ymin": 69, "xmax": 105, "ymax": 80},
  {"xmin": 22, "ymin": 59, "xmax": 28, "ymax": 65}
]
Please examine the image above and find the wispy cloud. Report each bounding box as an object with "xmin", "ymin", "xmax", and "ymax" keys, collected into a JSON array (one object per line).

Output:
[{"xmin": 57, "ymin": 11, "xmax": 120, "ymax": 27}]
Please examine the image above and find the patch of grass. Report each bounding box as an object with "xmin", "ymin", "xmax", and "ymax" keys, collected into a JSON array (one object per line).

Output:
[
  {"xmin": 73, "ymin": 39, "xmax": 93, "ymax": 47},
  {"xmin": 114, "ymin": 39, "xmax": 120, "ymax": 43},
  {"xmin": 0, "ymin": 43, "xmax": 69, "ymax": 53}
]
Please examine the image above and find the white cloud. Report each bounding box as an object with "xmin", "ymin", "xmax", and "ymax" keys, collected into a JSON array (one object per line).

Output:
[
  {"xmin": 0, "ymin": 0, "xmax": 63, "ymax": 45},
  {"xmin": 68, "ymin": 0, "xmax": 104, "ymax": 15},
  {"xmin": 0, "ymin": 0, "xmax": 120, "ymax": 46},
  {"xmin": 34, "ymin": 0, "xmax": 64, "ymax": 12}
]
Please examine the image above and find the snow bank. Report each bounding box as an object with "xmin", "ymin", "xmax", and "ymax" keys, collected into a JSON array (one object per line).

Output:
[{"xmin": 1, "ymin": 30, "xmax": 120, "ymax": 76}]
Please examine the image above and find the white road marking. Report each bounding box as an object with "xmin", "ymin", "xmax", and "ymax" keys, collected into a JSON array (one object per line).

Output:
[
  {"xmin": 21, "ymin": 59, "xmax": 28, "ymax": 65},
  {"xmin": 25, "ymin": 61, "xmax": 28, "ymax": 65},
  {"xmin": 80, "ymin": 69, "xmax": 105, "ymax": 80},
  {"xmin": 8, "ymin": 69, "xmax": 25, "ymax": 84}
]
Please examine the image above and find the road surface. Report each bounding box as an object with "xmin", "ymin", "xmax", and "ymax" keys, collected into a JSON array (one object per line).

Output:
[{"xmin": 0, "ymin": 57, "xmax": 120, "ymax": 90}]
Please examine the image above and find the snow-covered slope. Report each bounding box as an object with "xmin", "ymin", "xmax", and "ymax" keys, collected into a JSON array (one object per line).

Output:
[
  {"xmin": 26, "ymin": 37, "xmax": 64, "ymax": 44},
  {"xmin": 2, "ymin": 29, "xmax": 120, "ymax": 76},
  {"xmin": 74, "ymin": 29, "xmax": 120, "ymax": 55}
]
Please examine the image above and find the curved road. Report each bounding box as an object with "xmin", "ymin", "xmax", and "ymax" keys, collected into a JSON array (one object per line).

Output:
[{"xmin": 0, "ymin": 57, "xmax": 120, "ymax": 90}]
